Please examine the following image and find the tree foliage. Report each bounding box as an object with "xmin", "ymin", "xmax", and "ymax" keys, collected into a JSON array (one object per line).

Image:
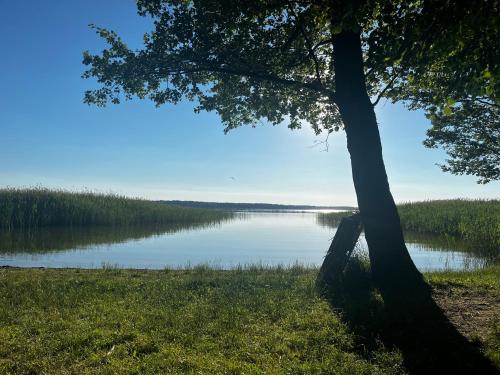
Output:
[
  {"xmin": 82, "ymin": 0, "xmax": 499, "ymax": 182},
  {"xmin": 365, "ymin": 0, "xmax": 499, "ymax": 183},
  {"xmin": 423, "ymin": 102, "xmax": 499, "ymax": 183}
]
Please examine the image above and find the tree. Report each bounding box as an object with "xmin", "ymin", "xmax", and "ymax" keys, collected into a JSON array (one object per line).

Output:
[
  {"xmin": 366, "ymin": 0, "xmax": 499, "ymax": 183},
  {"xmin": 423, "ymin": 102, "xmax": 499, "ymax": 183},
  {"xmin": 82, "ymin": 0, "xmax": 498, "ymax": 310}
]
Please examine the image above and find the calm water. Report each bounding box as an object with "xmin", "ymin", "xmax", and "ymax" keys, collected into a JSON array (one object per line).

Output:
[{"xmin": 0, "ymin": 212, "xmax": 485, "ymax": 271}]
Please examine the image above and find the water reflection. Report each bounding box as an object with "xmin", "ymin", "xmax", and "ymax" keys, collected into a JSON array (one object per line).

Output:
[
  {"xmin": 0, "ymin": 221, "xmax": 226, "ymax": 254},
  {"xmin": 404, "ymin": 232, "xmax": 497, "ymax": 262},
  {"xmin": 351, "ymin": 238, "xmax": 488, "ymax": 271},
  {"xmin": 316, "ymin": 214, "xmax": 496, "ymax": 264},
  {"xmin": 0, "ymin": 212, "xmax": 490, "ymax": 270}
]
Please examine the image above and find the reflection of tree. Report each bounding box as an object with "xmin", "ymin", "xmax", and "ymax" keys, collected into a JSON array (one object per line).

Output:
[{"xmin": 0, "ymin": 221, "xmax": 226, "ymax": 255}]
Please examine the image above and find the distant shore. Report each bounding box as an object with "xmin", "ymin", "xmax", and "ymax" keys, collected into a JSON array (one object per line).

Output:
[{"xmin": 161, "ymin": 200, "xmax": 357, "ymax": 211}]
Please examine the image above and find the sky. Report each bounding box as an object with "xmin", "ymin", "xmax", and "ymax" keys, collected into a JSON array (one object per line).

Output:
[{"xmin": 1, "ymin": 0, "xmax": 498, "ymax": 206}]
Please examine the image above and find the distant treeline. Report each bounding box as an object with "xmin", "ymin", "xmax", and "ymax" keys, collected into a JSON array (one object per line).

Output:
[
  {"xmin": 317, "ymin": 199, "xmax": 500, "ymax": 254},
  {"xmin": 0, "ymin": 188, "xmax": 232, "ymax": 231},
  {"xmin": 162, "ymin": 200, "xmax": 356, "ymax": 211}
]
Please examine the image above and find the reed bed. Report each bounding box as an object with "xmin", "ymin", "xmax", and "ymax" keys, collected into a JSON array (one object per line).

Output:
[
  {"xmin": 316, "ymin": 210, "xmax": 356, "ymax": 227},
  {"xmin": 0, "ymin": 188, "xmax": 233, "ymax": 230},
  {"xmin": 317, "ymin": 199, "xmax": 500, "ymax": 252},
  {"xmin": 397, "ymin": 200, "xmax": 499, "ymax": 250}
]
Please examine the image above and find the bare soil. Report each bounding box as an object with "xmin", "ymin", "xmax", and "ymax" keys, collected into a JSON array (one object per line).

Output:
[{"xmin": 433, "ymin": 284, "xmax": 500, "ymax": 342}]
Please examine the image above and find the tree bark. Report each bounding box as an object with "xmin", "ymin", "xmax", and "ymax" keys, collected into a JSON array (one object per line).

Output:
[
  {"xmin": 316, "ymin": 213, "xmax": 363, "ymax": 291},
  {"xmin": 332, "ymin": 31, "xmax": 431, "ymax": 309}
]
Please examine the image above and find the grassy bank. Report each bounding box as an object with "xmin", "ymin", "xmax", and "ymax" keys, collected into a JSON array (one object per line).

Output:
[
  {"xmin": 0, "ymin": 266, "xmax": 498, "ymax": 374},
  {"xmin": 317, "ymin": 199, "xmax": 500, "ymax": 253},
  {"xmin": 0, "ymin": 266, "xmax": 403, "ymax": 374},
  {"xmin": 0, "ymin": 188, "xmax": 232, "ymax": 230}
]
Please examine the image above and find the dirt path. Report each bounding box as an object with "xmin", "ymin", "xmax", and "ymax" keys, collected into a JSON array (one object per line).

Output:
[{"xmin": 433, "ymin": 284, "xmax": 500, "ymax": 343}]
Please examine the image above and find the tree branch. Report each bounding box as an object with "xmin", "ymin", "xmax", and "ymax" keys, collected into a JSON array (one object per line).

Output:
[
  {"xmin": 311, "ymin": 38, "xmax": 334, "ymax": 52},
  {"xmin": 403, "ymin": 95, "xmax": 500, "ymax": 109},
  {"xmin": 470, "ymin": 98, "xmax": 499, "ymax": 108},
  {"xmin": 161, "ymin": 63, "xmax": 336, "ymax": 100},
  {"xmin": 372, "ymin": 72, "xmax": 399, "ymax": 106},
  {"xmin": 288, "ymin": 6, "xmax": 323, "ymax": 87}
]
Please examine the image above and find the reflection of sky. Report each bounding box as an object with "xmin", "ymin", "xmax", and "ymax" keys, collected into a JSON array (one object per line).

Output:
[{"xmin": 0, "ymin": 213, "xmax": 483, "ymax": 271}]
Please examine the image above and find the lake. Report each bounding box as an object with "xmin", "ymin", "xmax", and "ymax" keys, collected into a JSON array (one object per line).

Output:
[{"xmin": 0, "ymin": 211, "xmax": 486, "ymax": 271}]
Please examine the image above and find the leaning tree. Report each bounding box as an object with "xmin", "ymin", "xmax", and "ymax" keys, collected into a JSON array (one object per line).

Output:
[{"xmin": 82, "ymin": 0, "xmax": 499, "ymax": 310}]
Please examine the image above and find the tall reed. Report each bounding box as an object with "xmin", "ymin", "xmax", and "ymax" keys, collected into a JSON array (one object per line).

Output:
[
  {"xmin": 397, "ymin": 199, "xmax": 499, "ymax": 250},
  {"xmin": 317, "ymin": 199, "xmax": 500, "ymax": 252},
  {"xmin": 0, "ymin": 188, "xmax": 233, "ymax": 230}
]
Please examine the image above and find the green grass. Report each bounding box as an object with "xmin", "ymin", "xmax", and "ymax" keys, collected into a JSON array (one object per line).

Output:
[
  {"xmin": 0, "ymin": 188, "xmax": 232, "ymax": 230},
  {"xmin": 317, "ymin": 199, "xmax": 500, "ymax": 255},
  {"xmin": 0, "ymin": 265, "xmax": 498, "ymax": 374},
  {"xmin": 425, "ymin": 265, "xmax": 500, "ymax": 289},
  {"xmin": 397, "ymin": 200, "xmax": 499, "ymax": 249},
  {"xmin": 0, "ymin": 266, "xmax": 404, "ymax": 374}
]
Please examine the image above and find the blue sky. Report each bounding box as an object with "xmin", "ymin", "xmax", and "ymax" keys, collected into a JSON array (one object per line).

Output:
[{"xmin": 1, "ymin": 0, "xmax": 498, "ymax": 205}]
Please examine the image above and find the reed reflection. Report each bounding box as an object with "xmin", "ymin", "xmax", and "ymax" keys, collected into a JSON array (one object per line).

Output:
[{"xmin": 0, "ymin": 220, "xmax": 229, "ymax": 255}]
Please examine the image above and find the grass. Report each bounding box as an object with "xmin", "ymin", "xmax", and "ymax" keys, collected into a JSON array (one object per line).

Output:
[
  {"xmin": 0, "ymin": 265, "xmax": 404, "ymax": 374},
  {"xmin": 0, "ymin": 265, "xmax": 498, "ymax": 374},
  {"xmin": 321, "ymin": 258, "xmax": 500, "ymax": 374},
  {"xmin": 317, "ymin": 199, "xmax": 500, "ymax": 256},
  {"xmin": 0, "ymin": 188, "xmax": 233, "ymax": 230},
  {"xmin": 426, "ymin": 265, "xmax": 500, "ymax": 288}
]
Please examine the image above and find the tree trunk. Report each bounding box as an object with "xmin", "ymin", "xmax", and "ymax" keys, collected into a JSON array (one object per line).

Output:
[
  {"xmin": 332, "ymin": 31, "xmax": 431, "ymax": 310},
  {"xmin": 316, "ymin": 213, "xmax": 363, "ymax": 291}
]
